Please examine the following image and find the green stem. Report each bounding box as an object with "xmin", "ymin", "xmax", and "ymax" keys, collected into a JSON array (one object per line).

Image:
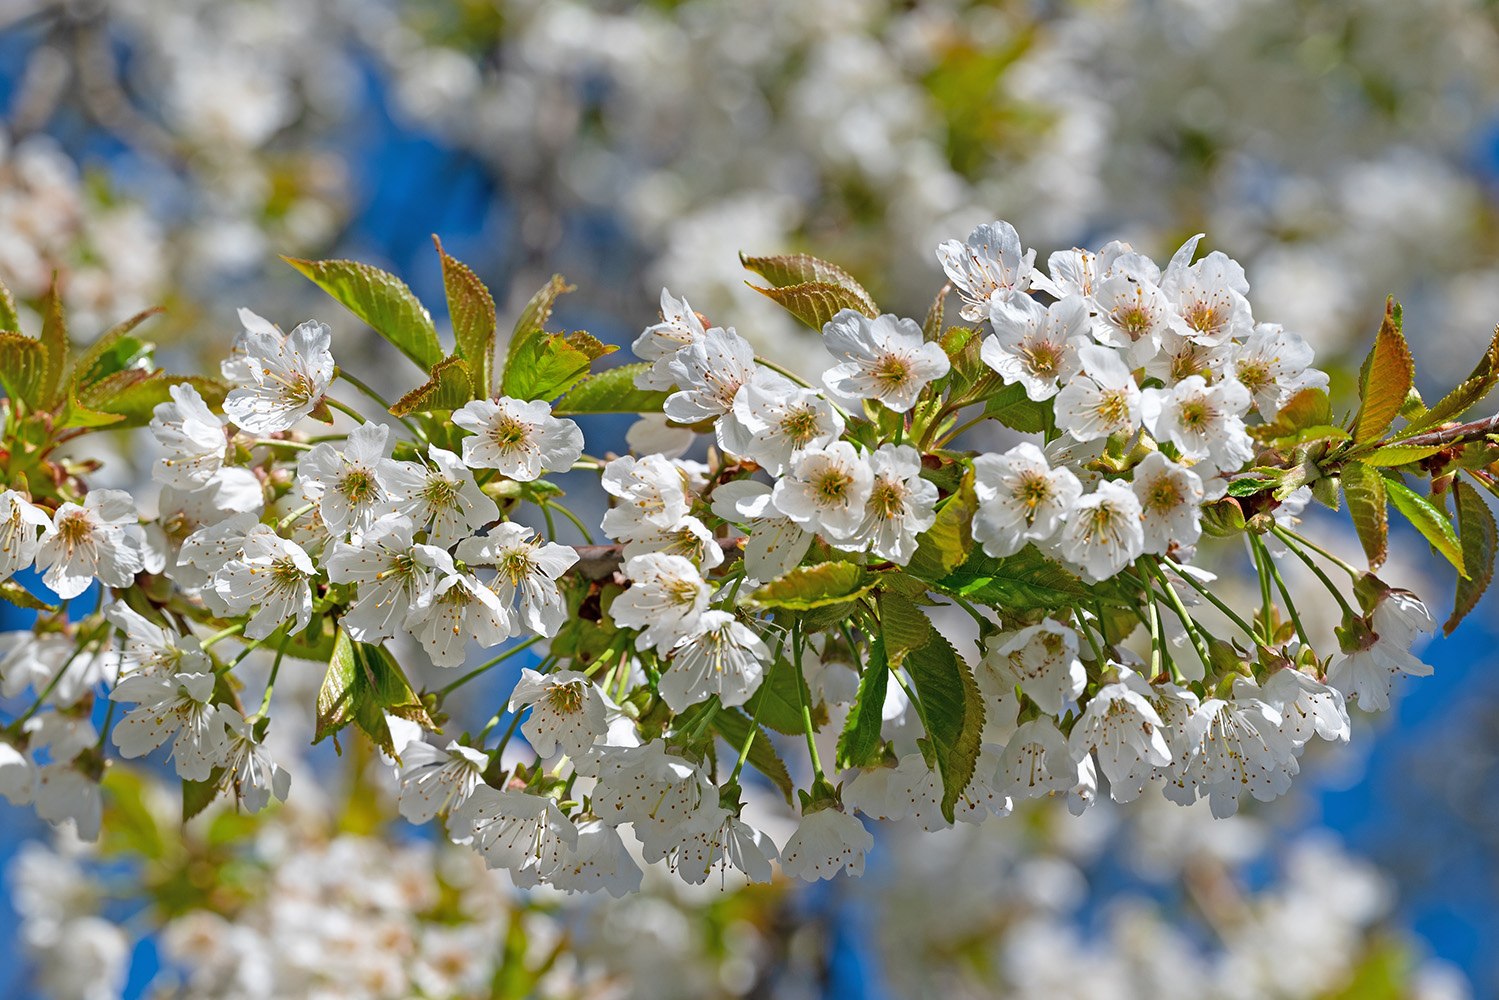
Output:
[
  {"xmin": 791, "ymin": 621, "xmax": 824, "ymax": 782},
  {"xmin": 253, "ymin": 636, "xmax": 289, "ymax": 720},
  {"xmin": 936, "ymin": 410, "xmax": 990, "ymax": 449},
  {"xmin": 540, "ymin": 501, "xmax": 558, "ymax": 542},
  {"xmin": 439, "ymin": 636, "xmax": 546, "ymax": 697},
  {"xmin": 1266, "ymin": 551, "xmax": 1312, "ymax": 650},
  {"xmin": 276, "ymin": 503, "xmax": 316, "ymax": 532},
  {"xmin": 338, "ymin": 371, "xmax": 426, "ymax": 441},
  {"xmin": 249, "ymin": 437, "xmax": 313, "ymax": 451},
  {"xmin": 948, "ymin": 594, "xmax": 991, "ymax": 632},
  {"xmin": 18, "ymin": 623, "xmax": 111, "ymax": 725},
  {"xmin": 1271, "ymin": 527, "xmax": 1359, "ymax": 619},
  {"xmin": 1074, "ymin": 608, "xmax": 1109, "ymax": 666},
  {"xmin": 546, "ymin": 501, "xmax": 595, "ymax": 544},
  {"xmin": 755, "ymin": 356, "xmax": 813, "ymax": 390},
  {"xmin": 1161, "ymin": 557, "xmax": 1272, "ymax": 653},
  {"xmin": 325, "ymin": 397, "xmax": 368, "ymax": 425},
  {"xmin": 201, "ymin": 623, "xmax": 245, "ymax": 650},
  {"xmin": 1146, "ymin": 561, "xmax": 1212, "ymax": 673},
  {"xmin": 1277, "ymin": 527, "xmax": 1361, "ymax": 579},
  {"xmin": 1250, "ymin": 537, "xmax": 1277, "ymax": 645}
]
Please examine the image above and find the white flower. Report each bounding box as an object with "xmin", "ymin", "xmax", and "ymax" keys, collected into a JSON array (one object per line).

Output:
[
  {"xmin": 509, "ymin": 669, "xmax": 608, "ymax": 758},
  {"xmin": 659, "ymin": 611, "xmax": 769, "ymax": 711},
  {"xmin": 1227, "ymin": 323, "xmax": 1329, "ymax": 417},
  {"xmin": 0, "ymin": 633, "xmax": 117, "ymax": 707},
  {"xmin": 1131, "ymin": 451, "xmax": 1204, "ymax": 555},
  {"xmin": 110, "ymin": 671, "xmax": 229, "ymax": 781},
  {"xmin": 590, "ymin": 741, "xmax": 713, "ymax": 855},
  {"xmin": 452, "ymin": 396, "xmax": 583, "ymax": 482},
  {"xmin": 214, "ymin": 526, "xmax": 317, "ymax": 640},
  {"xmin": 1328, "ymin": 601, "xmax": 1435, "ymax": 713},
  {"xmin": 548, "ymin": 820, "xmax": 643, "ymax": 896},
  {"xmin": 0, "ymin": 490, "xmax": 50, "ymax": 583},
  {"xmin": 1262, "ymin": 668, "xmax": 1350, "ymax": 749},
  {"xmin": 222, "ymin": 319, "xmax": 334, "ymax": 433},
  {"xmin": 663, "ymin": 326, "xmax": 758, "ymax": 422},
  {"xmin": 841, "ymin": 444, "xmax": 937, "ymax": 564},
  {"xmin": 1053, "ymin": 344, "xmax": 1141, "ymax": 442},
  {"xmin": 296, "ymin": 422, "xmax": 405, "ymax": 537},
  {"xmin": 145, "ymin": 471, "xmax": 264, "ymax": 578},
  {"xmin": 405, "ymin": 572, "xmax": 511, "ymax": 668},
  {"xmin": 150, "ymin": 383, "xmax": 228, "ymax": 488},
  {"xmin": 457, "ymin": 523, "xmax": 578, "ymax": 637},
  {"xmin": 325, "ymin": 518, "xmax": 454, "ymax": 644},
  {"xmin": 449, "ymin": 785, "xmax": 578, "ymax": 885},
  {"xmin": 717, "ymin": 368, "xmax": 843, "ymax": 475},
  {"xmin": 935, "ymin": 220, "xmax": 1038, "ymax": 321},
  {"xmin": 1160, "ymin": 239, "xmax": 1254, "ymax": 345},
  {"xmin": 1182, "ymin": 685, "xmax": 1299, "ymax": 817},
  {"xmin": 981, "ymin": 294, "xmax": 1089, "ymax": 401},
  {"xmin": 1090, "ymin": 273, "xmax": 1174, "ymax": 366},
  {"xmin": 219, "ymin": 714, "xmax": 291, "ymax": 813},
  {"xmin": 396, "ymin": 740, "xmax": 488, "ymax": 823},
  {"xmin": 34, "ymin": 763, "xmax": 102, "ymax": 840},
  {"xmin": 35, "ymin": 490, "xmax": 146, "ymax": 599},
  {"xmin": 620, "ymin": 515, "xmax": 724, "ymax": 570},
  {"xmin": 610, "ymin": 553, "xmax": 710, "ymax": 652},
  {"xmin": 984, "ymin": 620, "xmax": 1086, "ymax": 715},
  {"xmin": 1032, "ymin": 241, "xmax": 1138, "ymax": 299},
  {"xmin": 821, "ymin": 310, "xmax": 949, "ymax": 412},
  {"xmin": 105, "ymin": 602, "xmax": 209, "ymax": 677},
  {"xmin": 632, "ymin": 287, "xmax": 707, "ymax": 390},
  {"xmin": 221, "ymin": 307, "xmax": 282, "ymax": 382},
  {"xmin": 780, "ymin": 806, "xmax": 873, "ymax": 881},
  {"xmin": 1068, "ymin": 668, "xmax": 1173, "ymax": 804},
  {"xmin": 1056, "ymin": 479, "xmax": 1145, "ymax": 583},
  {"xmin": 971, "ymin": 443, "xmax": 1083, "ymax": 558},
  {"xmin": 1141, "ymin": 375, "xmax": 1254, "ymax": 475},
  {"xmin": 0, "ymin": 742, "xmax": 33, "ymax": 806},
  {"xmin": 996, "ymin": 718, "xmax": 1087, "ymax": 802},
  {"xmin": 600, "ymin": 454, "xmax": 691, "ymax": 540},
  {"xmin": 665, "ymin": 807, "xmax": 780, "ymax": 886},
  {"xmin": 1371, "ymin": 588, "xmax": 1436, "ymax": 647},
  {"xmin": 1144, "ymin": 325, "xmax": 1233, "ymax": 386},
  {"xmin": 174, "ymin": 511, "xmax": 261, "ymax": 606},
  {"xmin": 625, "ymin": 413, "xmax": 695, "ymax": 459},
  {"xmin": 771, "ymin": 442, "xmax": 873, "ymax": 540},
  {"xmin": 709, "ymin": 479, "xmax": 812, "ymax": 583},
  {"xmin": 845, "ymin": 751, "xmax": 1009, "ymax": 830}
]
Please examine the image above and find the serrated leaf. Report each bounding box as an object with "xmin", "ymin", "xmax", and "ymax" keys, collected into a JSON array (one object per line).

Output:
[
  {"xmin": 70, "ymin": 307, "xmax": 161, "ymax": 390},
  {"xmin": 1359, "ymin": 444, "xmax": 1444, "ymax": 467},
  {"xmin": 1226, "ymin": 476, "xmax": 1278, "ymax": 498},
  {"xmin": 37, "ymin": 280, "xmax": 68, "ymax": 409},
  {"xmin": 837, "ymin": 633, "xmax": 888, "ymax": 770},
  {"xmin": 182, "ymin": 769, "xmax": 225, "ymax": 822},
  {"xmin": 748, "ymin": 280, "xmax": 878, "ymax": 332},
  {"xmin": 1354, "ymin": 298, "xmax": 1414, "ymax": 444},
  {"xmin": 434, "ymin": 236, "xmax": 496, "ymax": 397},
  {"xmin": 1447, "ymin": 480, "xmax": 1496, "ymax": 633},
  {"xmin": 315, "ymin": 629, "xmax": 359, "ymax": 745},
  {"xmin": 749, "ymin": 562, "xmax": 875, "ymax": 611},
  {"xmin": 935, "ymin": 546, "xmax": 1095, "ymax": 609},
  {"xmin": 1341, "ymin": 461, "xmax": 1388, "ymax": 570},
  {"xmin": 0, "ymin": 332, "xmax": 46, "ymax": 407},
  {"xmin": 57, "ymin": 386, "xmax": 128, "ymax": 429},
  {"xmin": 1385, "ymin": 477, "xmax": 1466, "ymax": 576},
  {"xmin": 390, "ymin": 356, "xmax": 474, "ymax": 416},
  {"xmin": 554, "ymin": 363, "xmax": 672, "ymax": 415},
  {"xmin": 284, "ymin": 257, "xmax": 443, "ymax": 371},
  {"xmin": 923, "ymin": 286, "xmax": 946, "ymax": 341},
  {"xmin": 0, "ymin": 579, "xmax": 58, "ymax": 612},
  {"xmin": 503, "ymin": 274, "xmax": 573, "ymax": 373},
  {"xmin": 904, "ymin": 624, "xmax": 984, "ymax": 823},
  {"xmin": 501, "ymin": 331, "xmax": 606, "ymax": 402},
  {"xmin": 1257, "ymin": 388, "xmax": 1332, "ymax": 444},
  {"xmin": 740, "ymin": 252, "xmax": 878, "ymax": 315},
  {"xmin": 877, "ymin": 590, "xmax": 936, "ymax": 667},
  {"xmin": 711, "ymin": 709, "xmax": 793, "ymax": 803},
  {"xmin": 983, "ymin": 381, "xmax": 1049, "ymax": 433},
  {"xmin": 313, "ymin": 632, "xmax": 433, "ymax": 757},
  {"xmin": 908, "ymin": 470, "xmax": 976, "ymax": 580},
  {"xmin": 743, "ymin": 656, "xmax": 812, "ymax": 735},
  {"xmin": 81, "ymin": 372, "xmax": 229, "ymax": 428},
  {"xmin": 1407, "ymin": 325, "xmax": 1499, "ymax": 434},
  {"xmin": 0, "ymin": 276, "xmax": 17, "ymax": 331}
]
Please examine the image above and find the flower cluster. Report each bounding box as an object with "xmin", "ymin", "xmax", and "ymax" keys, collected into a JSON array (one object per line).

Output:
[{"xmin": 0, "ymin": 222, "xmax": 1486, "ymax": 894}]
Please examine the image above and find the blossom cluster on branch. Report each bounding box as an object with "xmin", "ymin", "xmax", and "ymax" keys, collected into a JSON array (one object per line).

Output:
[{"xmin": 0, "ymin": 221, "xmax": 1493, "ymax": 893}]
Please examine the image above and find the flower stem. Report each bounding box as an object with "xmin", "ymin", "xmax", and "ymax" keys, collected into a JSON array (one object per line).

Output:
[
  {"xmin": 1146, "ymin": 561, "xmax": 1213, "ymax": 673},
  {"xmin": 1277, "ymin": 527, "xmax": 1360, "ymax": 579},
  {"xmin": 545, "ymin": 500, "xmax": 595, "ymax": 544},
  {"xmin": 1270, "ymin": 527, "xmax": 1359, "ymax": 619},
  {"xmin": 1161, "ymin": 557, "xmax": 1274, "ymax": 654},
  {"xmin": 325, "ymin": 397, "xmax": 368, "ymax": 425},
  {"xmin": 438, "ymin": 636, "xmax": 545, "ymax": 697},
  {"xmin": 276, "ymin": 503, "xmax": 316, "ymax": 532},
  {"xmin": 253, "ymin": 635, "xmax": 289, "ymax": 720},
  {"xmin": 18, "ymin": 622, "xmax": 111, "ymax": 725},
  {"xmin": 1266, "ymin": 551, "xmax": 1312, "ymax": 650},
  {"xmin": 791, "ymin": 620, "xmax": 825, "ymax": 783},
  {"xmin": 201, "ymin": 623, "xmax": 245, "ymax": 650}
]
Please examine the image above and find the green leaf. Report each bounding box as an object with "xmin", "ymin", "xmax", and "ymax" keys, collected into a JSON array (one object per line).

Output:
[
  {"xmin": 69, "ymin": 308, "xmax": 161, "ymax": 390},
  {"xmin": 503, "ymin": 274, "xmax": 573, "ymax": 374},
  {"xmin": 389, "ymin": 356, "xmax": 474, "ymax": 416},
  {"xmin": 80, "ymin": 372, "xmax": 229, "ymax": 429},
  {"xmin": 904, "ymin": 623, "xmax": 984, "ymax": 823},
  {"xmin": 283, "ymin": 257, "xmax": 443, "ymax": 371},
  {"xmin": 1226, "ymin": 476, "xmax": 1278, "ymax": 498},
  {"xmin": 743, "ymin": 656, "xmax": 813, "ymax": 735},
  {"xmin": 935, "ymin": 546, "xmax": 1095, "ymax": 609},
  {"xmin": 876, "ymin": 590, "xmax": 936, "ymax": 667},
  {"xmin": 182, "ymin": 769, "xmax": 225, "ymax": 823},
  {"xmin": 747, "ymin": 281, "xmax": 879, "ymax": 332},
  {"xmin": 740, "ymin": 252, "xmax": 878, "ymax": 314},
  {"xmin": 1341, "ymin": 461, "xmax": 1388, "ymax": 570},
  {"xmin": 554, "ymin": 363, "xmax": 671, "ymax": 415},
  {"xmin": 1407, "ymin": 325, "xmax": 1499, "ymax": 434},
  {"xmin": 434, "ymin": 237, "xmax": 496, "ymax": 398},
  {"xmin": 983, "ymin": 381, "xmax": 1049, "ymax": 434},
  {"xmin": 314, "ymin": 632, "xmax": 434, "ymax": 758},
  {"xmin": 1447, "ymin": 480, "xmax": 1496, "ymax": 633},
  {"xmin": 0, "ymin": 332, "xmax": 46, "ymax": 407},
  {"xmin": 837, "ymin": 633, "xmax": 888, "ymax": 770},
  {"xmin": 922, "ymin": 285, "xmax": 946, "ymax": 341},
  {"xmin": 37, "ymin": 280, "xmax": 68, "ymax": 409},
  {"xmin": 711, "ymin": 709, "xmax": 794, "ymax": 803},
  {"xmin": 1385, "ymin": 477, "xmax": 1465, "ymax": 576},
  {"xmin": 1358, "ymin": 444, "xmax": 1444, "ymax": 467},
  {"xmin": 1353, "ymin": 298, "xmax": 1414, "ymax": 444},
  {"xmin": 908, "ymin": 470, "xmax": 976, "ymax": 580},
  {"xmin": 501, "ymin": 331, "xmax": 613, "ymax": 402},
  {"xmin": 0, "ymin": 579, "xmax": 58, "ymax": 612},
  {"xmin": 315, "ymin": 629, "xmax": 360, "ymax": 746},
  {"xmin": 749, "ymin": 562, "xmax": 876, "ymax": 611},
  {"xmin": 0, "ymin": 275, "xmax": 17, "ymax": 331}
]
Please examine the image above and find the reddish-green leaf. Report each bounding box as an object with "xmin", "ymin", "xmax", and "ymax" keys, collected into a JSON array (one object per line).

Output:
[
  {"xmin": 0, "ymin": 275, "xmax": 17, "ymax": 331},
  {"xmin": 503, "ymin": 274, "xmax": 573, "ymax": 372},
  {"xmin": 1385, "ymin": 477, "xmax": 1465, "ymax": 577},
  {"xmin": 1447, "ymin": 480, "xmax": 1496, "ymax": 633},
  {"xmin": 554, "ymin": 363, "xmax": 671, "ymax": 415},
  {"xmin": 739, "ymin": 252, "xmax": 878, "ymax": 316},
  {"xmin": 284, "ymin": 257, "xmax": 443, "ymax": 371},
  {"xmin": 434, "ymin": 236, "xmax": 496, "ymax": 398},
  {"xmin": 1353, "ymin": 298, "xmax": 1414, "ymax": 443},
  {"xmin": 390, "ymin": 356, "xmax": 474, "ymax": 415},
  {"xmin": 0, "ymin": 332, "xmax": 46, "ymax": 407},
  {"xmin": 747, "ymin": 280, "xmax": 879, "ymax": 332},
  {"xmin": 1407, "ymin": 325, "xmax": 1499, "ymax": 434},
  {"xmin": 37, "ymin": 279, "xmax": 69, "ymax": 409},
  {"xmin": 1341, "ymin": 461, "xmax": 1388, "ymax": 569}
]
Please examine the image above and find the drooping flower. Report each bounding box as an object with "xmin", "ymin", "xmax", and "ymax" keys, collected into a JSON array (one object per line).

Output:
[
  {"xmin": 1181, "ymin": 684, "xmax": 1299, "ymax": 817},
  {"xmin": 632, "ymin": 287, "xmax": 707, "ymax": 390},
  {"xmin": 150, "ymin": 383, "xmax": 228, "ymax": 488},
  {"xmin": 109, "ymin": 671, "xmax": 229, "ymax": 781},
  {"xmin": 659, "ymin": 611, "xmax": 769, "ymax": 711},
  {"xmin": 935, "ymin": 220, "xmax": 1038, "ymax": 321},
  {"xmin": 1053, "ymin": 344, "xmax": 1142, "ymax": 442},
  {"xmin": 0, "ymin": 490, "xmax": 50, "ymax": 583},
  {"xmin": 105, "ymin": 602, "xmax": 209, "ymax": 678},
  {"xmin": 458, "ymin": 523, "xmax": 579, "ymax": 638},
  {"xmin": 1055, "ymin": 479, "xmax": 1146, "ymax": 583},
  {"xmin": 590, "ymin": 741, "xmax": 714, "ymax": 858},
  {"xmin": 600, "ymin": 454, "xmax": 692, "ymax": 541},
  {"xmin": 296, "ymin": 422, "xmax": 405, "ymax": 537},
  {"xmin": 325, "ymin": 517, "xmax": 454, "ymax": 644},
  {"xmin": 663, "ymin": 326, "xmax": 758, "ymax": 423},
  {"xmin": 771, "ymin": 442, "xmax": 873, "ymax": 541},
  {"xmin": 780, "ymin": 806, "xmax": 874, "ymax": 881},
  {"xmin": 1068, "ymin": 668, "xmax": 1173, "ymax": 804},
  {"xmin": 610, "ymin": 553, "xmax": 710, "ymax": 652},
  {"xmin": 509, "ymin": 669, "xmax": 608, "ymax": 758},
  {"xmin": 982, "ymin": 293, "xmax": 1089, "ymax": 401},
  {"xmin": 547, "ymin": 820, "xmax": 644, "ymax": 897},
  {"xmin": 1327, "ymin": 594, "xmax": 1435, "ymax": 712},
  {"xmin": 1131, "ymin": 451, "xmax": 1205, "ymax": 555},
  {"xmin": 396, "ymin": 740, "xmax": 488, "ymax": 824},
  {"xmin": 983, "ymin": 620, "xmax": 1086, "ymax": 716},
  {"xmin": 1262, "ymin": 668, "xmax": 1351, "ymax": 749},
  {"xmin": 709, "ymin": 479, "xmax": 812, "ymax": 583},
  {"xmin": 213, "ymin": 526, "xmax": 317, "ymax": 640},
  {"xmin": 971, "ymin": 443, "xmax": 1083, "ymax": 557},
  {"xmin": 1141, "ymin": 375, "xmax": 1254, "ymax": 475},
  {"xmin": 405, "ymin": 571, "xmax": 511, "ymax": 669},
  {"xmin": 218, "ymin": 713, "xmax": 292, "ymax": 813},
  {"xmin": 35, "ymin": 490, "xmax": 147, "ymax": 599},
  {"xmin": 995, "ymin": 718, "xmax": 1089, "ymax": 802},
  {"xmin": 821, "ymin": 310, "xmax": 949, "ymax": 412},
  {"xmin": 449, "ymin": 785, "xmax": 578, "ymax": 886},
  {"xmin": 222, "ymin": 319, "xmax": 334, "ymax": 433}
]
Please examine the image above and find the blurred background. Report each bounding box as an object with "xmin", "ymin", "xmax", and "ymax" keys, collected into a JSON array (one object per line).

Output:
[{"xmin": 2, "ymin": 0, "xmax": 1499, "ymax": 997}]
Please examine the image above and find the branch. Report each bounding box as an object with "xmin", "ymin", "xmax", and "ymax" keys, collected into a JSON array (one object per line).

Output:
[{"xmin": 1392, "ymin": 412, "xmax": 1499, "ymax": 450}]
